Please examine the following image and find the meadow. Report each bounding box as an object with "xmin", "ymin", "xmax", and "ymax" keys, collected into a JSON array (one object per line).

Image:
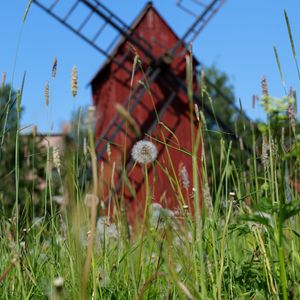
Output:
[{"xmin": 1, "ymin": 5, "xmax": 300, "ymax": 300}]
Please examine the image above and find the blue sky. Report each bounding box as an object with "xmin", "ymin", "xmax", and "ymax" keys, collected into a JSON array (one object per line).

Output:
[{"xmin": 1, "ymin": 0, "xmax": 300, "ymax": 133}]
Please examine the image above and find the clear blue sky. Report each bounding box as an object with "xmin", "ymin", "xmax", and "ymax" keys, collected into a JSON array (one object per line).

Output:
[{"xmin": 1, "ymin": 0, "xmax": 300, "ymax": 133}]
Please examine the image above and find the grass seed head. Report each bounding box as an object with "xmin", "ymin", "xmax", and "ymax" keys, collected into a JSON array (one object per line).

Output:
[
  {"xmin": 179, "ymin": 162, "xmax": 190, "ymax": 189},
  {"xmin": 52, "ymin": 147, "xmax": 61, "ymax": 173},
  {"xmin": 45, "ymin": 81, "xmax": 49, "ymax": 107},
  {"xmin": 1, "ymin": 72, "xmax": 6, "ymax": 88},
  {"xmin": 194, "ymin": 103, "xmax": 200, "ymax": 122},
  {"xmin": 261, "ymin": 76, "xmax": 269, "ymax": 97},
  {"xmin": 71, "ymin": 66, "xmax": 78, "ymax": 97},
  {"xmin": 52, "ymin": 56, "xmax": 57, "ymax": 78}
]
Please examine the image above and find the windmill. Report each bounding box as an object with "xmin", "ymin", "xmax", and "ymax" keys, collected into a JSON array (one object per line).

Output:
[{"xmin": 32, "ymin": 0, "xmax": 247, "ymax": 223}]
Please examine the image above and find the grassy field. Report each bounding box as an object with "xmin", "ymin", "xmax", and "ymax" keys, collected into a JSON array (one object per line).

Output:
[{"xmin": 1, "ymin": 4, "xmax": 300, "ymax": 300}]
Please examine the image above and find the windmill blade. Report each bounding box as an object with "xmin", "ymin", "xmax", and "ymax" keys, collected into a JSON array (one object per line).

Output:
[
  {"xmin": 32, "ymin": 0, "xmax": 154, "ymax": 75},
  {"xmin": 173, "ymin": 0, "xmax": 226, "ymax": 54}
]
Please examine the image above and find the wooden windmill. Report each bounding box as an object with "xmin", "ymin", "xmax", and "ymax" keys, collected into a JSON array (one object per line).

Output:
[{"xmin": 33, "ymin": 0, "xmax": 245, "ymax": 223}]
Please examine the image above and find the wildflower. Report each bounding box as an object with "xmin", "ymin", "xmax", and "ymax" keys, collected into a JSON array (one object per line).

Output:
[
  {"xmin": 261, "ymin": 137, "xmax": 276, "ymax": 169},
  {"xmin": 287, "ymin": 89, "xmax": 296, "ymax": 132},
  {"xmin": 97, "ymin": 268, "xmax": 109, "ymax": 288},
  {"xmin": 53, "ymin": 277, "xmax": 64, "ymax": 288},
  {"xmin": 151, "ymin": 203, "xmax": 176, "ymax": 229},
  {"xmin": 179, "ymin": 162, "xmax": 190, "ymax": 189},
  {"xmin": 84, "ymin": 193, "xmax": 99, "ymax": 208},
  {"xmin": 176, "ymin": 263, "xmax": 183, "ymax": 273},
  {"xmin": 96, "ymin": 217, "xmax": 119, "ymax": 244},
  {"xmin": 53, "ymin": 195, "xmax": 64, "ymax": 205},
  {"xmin": 261, "ymin": 76, "xmax": 269, "ymax": 98},
  {"xmin": 32, "ymin": 217, "xmax": 43, "ymax": 227},
  {"xmin": 52, "ymin": 147, "xmax": 61, "ymax": 174},
  {"xmin": 71, "ymin": 66, "xmax": 78, "ymax": 97},
  {"xmin": 203, "ymin": 183, "xmax": 213, "ymax": 217},
  {"xmin": 131, "ymin": 140, "xmax": 158, "ymax": 164},
  {"xmin": 287, "ymin": 98, "xmax": 296, "ymax": 119},
  {"xmin": 261, "ymin": 136, "xmax": 269, "ymax": 168},
  {"xmin": 51, "ymin": 276, "xmax": 65, "ymax": 299},
  {"xmin": 229, "ymin": 191, "xmax": 236, "ymax": 197}
]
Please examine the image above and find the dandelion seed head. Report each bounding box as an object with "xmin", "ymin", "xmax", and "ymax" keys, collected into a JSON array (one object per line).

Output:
[
  {"xmin": 84, "ymin": 193, "xmax": 99, "ymax": 208},
  {"xmin": 51, "ymin": 276, "xmax": 65, "ymax": 299},
  {"xmin": 131, "ymin": 140, "xmax": 157, "ymax": 164},
  {"xmin": 97, "ymin": 268, "xmax": 109, "ymax": 288},
  {"xmin": 96, "ymin": 217, "xmax": 119, "ymax": 244},
  {"xmin": 53, "ymin": 195, "xmax": 65, "ymax": 205},
  {"xmin": 151, "ymin": 203, "xmax": 176, "ymax": 230},
  {"xmin": 53, "ymin": 277, "xmax": 64, "ymax": 288},
  {"xmin": 176, "ymin": 263, "xmax": 182, "ymax": 273}
]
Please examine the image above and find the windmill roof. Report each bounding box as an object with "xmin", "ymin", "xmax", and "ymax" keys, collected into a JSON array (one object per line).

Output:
[{"xmin": 90, "ymin": 2, "xmax": 194, "ymax": 85}]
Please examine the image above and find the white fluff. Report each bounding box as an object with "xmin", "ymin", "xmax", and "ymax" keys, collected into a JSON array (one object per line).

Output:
[{"xmin": 131, "ymin": 140, "xmax": 158, "ymax": 164}]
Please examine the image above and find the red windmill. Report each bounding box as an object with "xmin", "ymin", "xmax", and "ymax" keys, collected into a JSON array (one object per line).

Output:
[{"xmin": 33, "ymin": 0, "xmax": 246, "ymax": 224}]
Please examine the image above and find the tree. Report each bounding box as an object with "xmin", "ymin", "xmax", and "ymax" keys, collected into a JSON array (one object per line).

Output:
[
  {"xmin": 199, "ymin": 66, "xmax": 254, "ymax": 178},
  {"xmin": 0, "ymin": 84, "xmax": 48, "ymax": 220}
]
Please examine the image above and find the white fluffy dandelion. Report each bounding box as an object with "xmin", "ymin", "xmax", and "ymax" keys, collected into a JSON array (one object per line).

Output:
[
  {"xmin": 84, "ymin": 193, "xmax": 99, "ymax": 208},
  {"xmin": 131, "ymin": 140, "xmax": 158, "ymax": 164},
  {"xmin": 96, "ymin": 217, "xmax": 119, "ymax": 244}
]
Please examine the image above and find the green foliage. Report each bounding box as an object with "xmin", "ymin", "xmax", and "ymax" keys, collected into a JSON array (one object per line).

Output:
[{"xmin": 0, "ymin": 84, "xmax": 48, "ymax": 218}]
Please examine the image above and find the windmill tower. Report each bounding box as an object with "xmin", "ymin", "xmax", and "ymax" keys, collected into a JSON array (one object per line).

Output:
[{"xmin": 32, "ymin": 0, "xmax": 244, "ymax": 223}]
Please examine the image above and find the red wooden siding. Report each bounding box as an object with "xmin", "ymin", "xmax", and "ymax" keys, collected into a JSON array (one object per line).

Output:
[{"xmin": 91, "ymin": 3, "xmax": 201, "ymax": 225}]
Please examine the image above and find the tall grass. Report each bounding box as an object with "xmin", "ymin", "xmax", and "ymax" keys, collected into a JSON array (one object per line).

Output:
[{"xmin": 1, "ymin": 8, "xmax": 300, "ymax": 300}]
